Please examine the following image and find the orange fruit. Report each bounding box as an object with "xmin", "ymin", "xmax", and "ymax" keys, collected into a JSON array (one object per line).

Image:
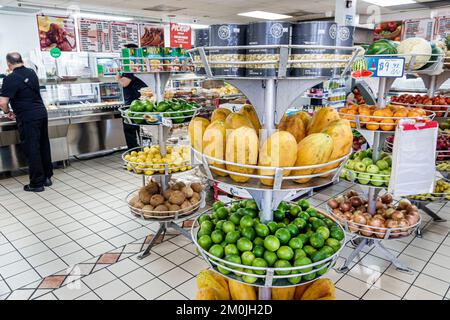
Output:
[
  {"xmin": 380, "ymin": 119, "xmax": 395, "ymax": 131},
  {"xmin": 366, "ymin": 123, "xmax": 380, "ymax": 130},
  {"xmin": 359, "ymin": 109, "xmax": 371, "ymax": 123},
  {"xmin": 407, "ymin": 110, "xmax": 421, "ymax": 118},
  {"xmin": 393, "ymin": 109, "xmax": 408, "ymax": 123}
]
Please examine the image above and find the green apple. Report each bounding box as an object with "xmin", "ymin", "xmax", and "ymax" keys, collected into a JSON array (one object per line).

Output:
[
  {"xmin": 384, "ymin": 157, "xmax": 392, "ymax": 167},
  {"xmin": 362, "ymin": 157, "xmax": 373, "ymax": 167},
  {"xmin": 370, "ymin": 175, "xmax": 384, "ymax": 187},
  {"xmin": 345, "ymin": 160, "xmax": 355, "ymax": 170},
  {"xmin": 376, "ymin": 159, "xmax": 389, "ymax": 170},
  {"xmin": 354, "ymin": 161, "xmax": 366, "ymax": 172},
  {"xmin": 340, "ymin": 168, "xmax": 349, "ymax": 179},
  {"xmin": 366, "ymin": 164, "xmax": 380, "ymax": 174},
  {"xmin": 358, "ymin": 173, "xmax": 371, "ymax": 185},
  {"xmin": 366, "ymin": 149, "xmax": 373, "ymax": 159}
]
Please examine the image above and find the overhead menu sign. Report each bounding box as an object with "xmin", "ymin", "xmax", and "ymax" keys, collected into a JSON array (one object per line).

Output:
[
  {"xmin": 37, "ymin": 15, "xmax": 77, "ymax": 51},
  {"xmin": 403, "ymin": 18, "xmax": 434, "ymax": 40},
  {"xmin": 79, "ymin": 19, "xmax": 111, "ymax": 52},
  {"xmin": 140, "ymin": 23, "xmax": 165, "ymax": 47},
  {"xmin": 433, "ymin": 16, "xmax": 449, "ymax": 40},
  {"xmin": 111, "ymin": 22, "xmax": 139, "ymax": 52}
]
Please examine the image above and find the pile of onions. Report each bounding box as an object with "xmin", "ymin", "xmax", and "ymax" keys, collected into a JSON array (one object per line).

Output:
[{"xmin": 327, "ymin": 191, "xmax": 421, "ymax": 239}]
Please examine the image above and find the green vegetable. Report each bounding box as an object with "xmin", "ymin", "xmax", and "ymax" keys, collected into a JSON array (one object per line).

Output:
[{"xmin": 366, "ymin": 39, "xmax": 398, "ymax": 55}]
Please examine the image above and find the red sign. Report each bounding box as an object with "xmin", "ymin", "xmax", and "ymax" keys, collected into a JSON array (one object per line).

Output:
[{"xmin": 170, "ymin": 23, "xmax": 192, "ymax": 49}]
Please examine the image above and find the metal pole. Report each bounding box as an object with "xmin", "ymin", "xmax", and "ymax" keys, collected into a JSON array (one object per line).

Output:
[
  {"xmin": 428, "ymin": 75, "xmax": 436, "ymax": 97},
  {"xmin": 261, "ymin": 190, "xmax": 273, "ymax": 223},
  {"xmin": 259, "ymin": 287, "xmax": 271, "ymax": 300}
]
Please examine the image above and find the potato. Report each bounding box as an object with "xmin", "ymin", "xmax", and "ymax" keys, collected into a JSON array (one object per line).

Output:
[
  {"xmin": 163, "ymin": 189, "xmax": 173, "ymax": 200},
  {"xmin": 150, "ymin": 194, "xmax": 165, "ymax": 207},
  {"xmin": 134, "ymin": 200, "xmax": 145, "ymax": 209},
  {"xmin": 191, "ymin": 192, "xmax": 201, "ymax": 201},
  {"xmin": 138, "ymin": 187, "xmax": 152, "ymax": 205},
  {"xmin": 181, "ymin": 200, "xmax": 192, "ymax": 211},
  {"xmin": 145, "ymin": 181, "xmax": 160, "ymax": 195},
  {"xmin": 191, "ymin": 182, "xmax": 203, "ymax": 193},
  {"xmin": 181, "ymin": 186, "xmax": 194, "ymax": 198},
  {"xmin": 169, "ymin": 190, "xmax": 186, "ymax": 205},
  {"xmin": 129, "ymin": 195, "xmax": 140, "ymax": 206},
  {"xmin": 154, "ymin": 204, "xmax": 169, "ymax": 212},
  {"xmin": 142, "ymin": 205, "xmax": 154, "ymax": 212},
  {"xmin": 168, "ymin": 204, "xmax": 181, "ymax": 212},
  {"xmin": 190, "ymin": 197, "xmax": 200, "ymax": 206}
]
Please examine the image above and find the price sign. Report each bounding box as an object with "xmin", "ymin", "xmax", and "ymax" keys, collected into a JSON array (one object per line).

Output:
[{"xmin": 377, "ymin": 58, "xmax": 405, "ymax": 77}]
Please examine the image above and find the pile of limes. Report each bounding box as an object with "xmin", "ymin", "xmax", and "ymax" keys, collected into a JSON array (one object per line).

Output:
[{"xmin": 196, "ymin": 199, "xmax": 345, "ymax": 285}]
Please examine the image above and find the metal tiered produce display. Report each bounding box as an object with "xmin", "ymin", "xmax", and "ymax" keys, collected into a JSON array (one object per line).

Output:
[
  {"xmin": 117, "ymin": 61, "xmax": 206, "ymax": 259},
  {"xmin": 187, "ymin": 44, "xmax": 360, "ymax": 299}
]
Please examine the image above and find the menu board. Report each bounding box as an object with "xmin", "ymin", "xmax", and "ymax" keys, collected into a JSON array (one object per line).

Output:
[
  {"xmin": 403, "ymin": 19, "xmax": 434, "ymax": 40},
  {"xmin": 37, "ymin": 15, "xmax": 77, "ymax": 51},
  {"xmin": 434, "ymin": 16, "xmax": 450, "ymax": 40},
  {"xmin": 140, "ymin": 24, "xmax": 165, "ymax": 47},
  {"xmin": 170, "ymin": 23, "xmax": 192, "ymax": 49},
  {"xmin": 111, "ymin": 22, "xmax": 139, "ymax": 52},
  {"xmin": 79, "ymin": 19, "xmax": 111, "ymax": 52}
]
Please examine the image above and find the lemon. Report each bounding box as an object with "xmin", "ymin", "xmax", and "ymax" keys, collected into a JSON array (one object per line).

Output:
[
  {"xmin": 144, "ymin": 170, "xmax": 154, "ymax": 175},
  {"xmin": 124, "ymin": 155, "xmax": 131, "ymax": 161},
  {"xmin": 130, "ymin": 151, "xmax": 138, "ymax": 157}
]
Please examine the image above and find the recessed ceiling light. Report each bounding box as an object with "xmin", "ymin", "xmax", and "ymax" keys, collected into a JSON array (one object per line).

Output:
[
  {"xmin": 186, "ymin": 23, "xmax": 209, "ymax": 29},
  {"xmin": 73, "ymin": 12, "xmax": 133, "ymax": 21},
  {"xmin": 237, "ymin": 11, "xmax": 292, "ymax": 20},
  {"xmin": 362, "ymin": 0, "xmax": 416, "ymax": 6}
]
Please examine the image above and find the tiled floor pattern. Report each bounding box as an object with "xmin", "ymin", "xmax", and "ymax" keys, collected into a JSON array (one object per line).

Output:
[{"xmin": 1, "ymin": 155, "xmax": 450, "ymax": 300}]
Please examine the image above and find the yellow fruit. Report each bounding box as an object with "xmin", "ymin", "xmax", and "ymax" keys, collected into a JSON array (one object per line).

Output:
[
  {"xmin": 297, "ymin": 111, "xmax": 312, "ymax": 129},
  {"xmin": 196, "ymin": 270, "xmax": 230, "ymax": 300},
  {"xmin": 195, "ymin": 288, "xmax": 220, "ymax": 300},
  {"xmin": 301, "ymin": 278, "xmax": 335, "ymax": 300},
  {"xmin": 228, "ymin": 280, "xmax": 257, "ymax": 300},
  {"xmin": 225, "ymin": 126, "xmax": 259, "ymax": 183},
  {"xmin": 272, "ymin": 287, "xmax": 296, "ymax": 300},
  {"xmin": 202, "ymin": 120, "xmax": 228, "ymax": 176},
  {"xmin": 258, "ymin": 131, "xmax": 298, "ymax": 186},
  {"xmin": 124, "ymin": 155, "xmax": 131, "ymax": 161},
  {"xmin": 130, "ymin": 151, "xmax": 138, "ymax": 157},
  {"xmin": 318, "ymin": 119, "xmax": 353, "ymax": 176},
  {"xmin": 188, "ymin": 117, "xmax": 210, "ymax": 152},
  {"xmin": 291, "ymin": 133, "xmax": 333, "ymax": 183},
  {"xmin": 294, "ymin": 282, "xmax": 313, "ymax": 300},
  {"xmin": 307, "ymin": 107, "xmax": 340, "ymax": 134},
  {"xmin": 278, "ymin": 113, "xmax": 307, "ymax": 143},
  {"xmin": 224, "ymin": 113, "xmax": 254, "ymax": 130},
  {"xmin": 211, "ymin": 108, "xmax": 232, "ymax": 123},
  {"xmin": 239, "ymin": 104, "xmax": 261, "ymax": 135}
]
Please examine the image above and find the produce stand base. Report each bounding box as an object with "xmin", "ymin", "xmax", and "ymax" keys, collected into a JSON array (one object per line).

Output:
[
  {"xmin": 412, "ymin": 200, "xmax": 447, "ymax": 239},
  {"xmin": 338, "ymin": 237, "xmax": 413, "ymax": 274}
]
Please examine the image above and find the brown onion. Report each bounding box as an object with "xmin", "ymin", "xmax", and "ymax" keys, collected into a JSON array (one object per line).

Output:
[
  {"xmin": 385, "ymin": 219, "xmax": 399, "ymax": 238},
  {"xmin": 373, "ymin": 214, "xmax": 385, "ymax": 221},
  {"xmin": 340, "ymin": 201, "xmax": 352, "ymax": 212},
  {"xmin": 353, "ymin": 214, "xmax": 367, "ymax": 225},
  {"xmin": 369, "ymin": 218, "xmax": 386, "ymax": 239},
  {"xmin": 347, "ymin": 190, "xmax": 358, "ymax": 198},
  {"xmin": 332, "ymin": 208, "xmax": 343, "ymax": 215},
  {"xmin": 398, "ymin": 199, "xmax": 412, "ymax": 210},
  {"xmin": 361, "ymin": 226, "xmax": 373, "ymax": 237},
  {"xmin": 381, "ymin": 193, "xmax": 393, "ymax": 204},
  {"xmin": 349, "ymin": 221, "xmax": 360, "ymax": 233},
  {"xmin": 405, "ymin": 214, "xmax": 419, "ymax": 226},
  {"xmin": 376, "ymin": 200, "xmax": 384, "ymax": 210},
  {"xmin": 350, "ymin": 196, "xmax": 363, "ymax": 208},
  {"xmin": 327, "ymin": 199, "xmax": 339, "ymax": 209},
  {"xmin": 392, "ymin": 211, "xmax": 405, "ymax": 220},
  {"xmin": 384, "ymin": 208, "xmax": 395, "ymax": 219},
  {"xmin": 397, "ymin": 219, "xmax": 410, "ymax": 236},
  {"xmin": 335, "ymin": 195, "xmax": 346, "ymax": 204}
]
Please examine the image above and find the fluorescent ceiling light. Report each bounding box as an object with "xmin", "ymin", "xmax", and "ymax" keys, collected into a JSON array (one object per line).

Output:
[
  {"xmin": 183, "ymin": 23, "xmax": 209, "ymax": 29},
  {"xmin": 73, "ymin": 12, "xmax": 133, "ymax": 21},
  {"xmin": 237, "ymin": 11, "xmax": 292, "ymax": 20},
  {"xmin": 362, "ymin": 0, "xmax": 415, "ymax": 6}
]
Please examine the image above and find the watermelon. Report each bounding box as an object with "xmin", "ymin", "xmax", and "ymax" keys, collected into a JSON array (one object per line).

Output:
[
  {"xmin": 418, "ymin": 42, "xmax": 442, "ymax": 71},
  {"xmin": 366, "ymin": 39, "xmax": 398, "ymax": 55},
  {"xmin": 352, "ymin": 57, "xmax": 368, "ymax": 72}
]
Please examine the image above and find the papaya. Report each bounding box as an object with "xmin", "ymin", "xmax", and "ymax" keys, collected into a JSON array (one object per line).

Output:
[
  {"xmin": 297, "ymin": 111, "xmax": 312, "ymax": 131},
  {"xmin": 195, "ymin": 288, "xmax": 221, "ymax": 300},
  {"xmin": 202, "ymin": 120, "xmax": 228, "ymax": 176},
  {"xmin": 318, "ymin": 119, "xmax": 353, "ymax": 176},
  {"xmin": 294, "ymin": 282, "xmax": 313, "ymax": 300},
  {"xmin": 188, "ymin": 116, "xmax": 210, "ymax": 152},
  {"xmin": 301, "ymin": 278, "xmax": 335, "ymax": 300},
  {"xmin": 239, "ymin": 104, "xmax": 261, "ymax": 135},
  {"xmin": 224, "ymin": 112, "xmax": 254, "ymax": 130},
  {"xmin": 271, "ymin": 287, "xmax": 296, "ymax": 300},
  {"xmin": 258, "ymin": 131, "xmax": 298, "ymax": 186},
  {"xmin": 225, "ymin": 126, "xmax": 259, "ymax": 183},
  {"xmin": 211, "ymin": 108, "xmax": 231, "ymax": 123},
  {"xmin": 317, "ymin": 295, "xmax": 335, "ymax": 300},
  {"xmin": 307, "ymin": 107, "xmax": 340, "ymax": 134},
  {"xmin": 278, "ymin": 113, "xmax": 306, "ymax": 143},
  {"xmin": 197, "ymin": 269, "xmax": 231, "ymax": 300},
  {"xmin": 291, "ymin": 133, "xmax": 333, "ymax": 184},
  {"xmin": 228, "ymin": 280, "xmax": 257, "ymax": 300}
]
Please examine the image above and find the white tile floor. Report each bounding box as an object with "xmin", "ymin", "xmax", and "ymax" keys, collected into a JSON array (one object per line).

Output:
[{"xmin": 1, "ymin": 154, "xmax": 450, "ymax": 300}]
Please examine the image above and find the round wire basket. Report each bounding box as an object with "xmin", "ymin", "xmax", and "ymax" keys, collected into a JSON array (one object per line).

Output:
[
  {"xmin": 119, "ymin": 105, "xmax": 201, "ymax": 125},
  {"xmin": 192, "ymin": 147, "xmax": 351, "ymax": 191},
  {"xmin": 127, "ymin": 190, "xmax": 206, "ymax": 221},
  {"xmin": 340, "ymin": 168, "xmax": 390, "ymax": 189},
  {"xmin": 191, "ymin": 203, "xmax": 346, "ymax": 287},
  {"xmin": 390, "ymin": 101, "xmax": 450, "ymax": 118}
]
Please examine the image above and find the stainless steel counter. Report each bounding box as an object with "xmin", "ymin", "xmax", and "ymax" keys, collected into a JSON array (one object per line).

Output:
[{"xmin": 0, "ymin": 103, "xmax": 126, "ymax": 173}]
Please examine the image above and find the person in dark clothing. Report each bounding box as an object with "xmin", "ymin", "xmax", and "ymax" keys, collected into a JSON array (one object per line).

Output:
[
  {"xmin": 116, "ymin": 44, "xmax": 147, "ymax": 150},
  {"xmin": 0, "ymin": 52, "xmax": 53, "ymax": 192}
]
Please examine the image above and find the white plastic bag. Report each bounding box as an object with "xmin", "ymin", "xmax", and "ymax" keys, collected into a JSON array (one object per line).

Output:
[{"xmin": 388, "ymin": 120, "xmax": 438, "ymax": 197}]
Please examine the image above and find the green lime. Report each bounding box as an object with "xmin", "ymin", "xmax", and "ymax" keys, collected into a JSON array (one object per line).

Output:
[
  {"xmin": 211, "ymin": 230, "xmax": 224, "ymax": 244},
  {"xmin": 213, "ymin": 201, "xmax": 224, "ymax": 210},
  {"xmin": 316, "ymin": 213, "xmax": 325, "ymax": 219},
  {"xmin": 273, "ymin": 210, "xmax": 285, "ymax": 222},
  {"xmin": 253, "ymin": 217, "xmax": 260, "ymax": 225},
  {"xmin": 242, "ymin": 269, "xmax": 258, "ymax": 284},
  {"xmin": 330, "ymin": 225, "xmax": 345, "ymax": 241},
  {"xmin": 294, "ymin": 249, "xmax": 307, "ymax": 260},
  {"xmin": 253, "ymin": 237, "xmax": 264, "ymax": 246},
  {"xmin": 243, "ymin": 208, "xmax": 258, "ymax": 218},
  {"xmin": 312, "ymin": 219, "xmax": 326, "ymax": 231},
  {"xmin": 287, "ymin": 224, "xmax": 300, "ymax": 237},
  {"xmin": 216, "ymin": 220, "xmax": 225, "ymax": 231},
  {"xmin": 252, "ymin": 245, "xmax": 265, "ymax": 258},
  {"xmin": 198, "ymin": 214, "xmax": 211, "ymax": 225},
  {"xmin": 288, "ymin": 275, "xmax": 302, "ymax": 285},
  {"xmin": 325, "ymin": 238, "xmax": 341, "ymax": 252},
  {"xmin": 225, "ymin": 230, "xmax": 240, "ymax": 244},
  {"xmin": 294, "ymin": 256, "xmax": 313, "ymax": 273},
  {"xmin": 255, "ymin": 223, "xmax": 269, "ymax": 237},
  {"xmin": 240, "ymin": 215, "xmax": 254, "ymax": 228},
  {"xmin": 277, "ymin": 222, "xmax": 286, "ymax": 229},
  {"xmin": 303, "ymin": 245, "xmax": 317, "ymax": 257},
  {"xmin": 229, "ymin": 213, "xmax": 241, "ymax": 226},
  {"xmin": 293, "ymin": 218, "xmax": 307, "ymax": 230},
  {"xmin": 209, "ymin": 244, "xmax": 224, "ymax": 258},
  {"xmin": 198, "ymin": 235, "xmax": 212, "ymax": 250},
  {"xmin": 302, "ymin": 272, "xmax": 316, "ymax": 281},
  {"xmin": 217, "ymin": 264, "xmax": 230, "ymax": 275},
  {"xmin": 241, "ymin": 251, "xmax": 256, "ymax": 266},
  {"xmin": 311, "ymin": 250, "xmax": 327, "ymax": 262},
  {"xmin": 267, "ymin": 221, "xmax": 279, "ymax": 234},
  {"xmin": 288, "ymin": 237, "xmax": 303, "ymax": 250},
  {"xmin": 245, "ymin": 200, "xmax": 258, "ymax": 210},
  {"xmin": 316, "ymin": 226, "xmax": 330, "ymax": 240},
  {"xmin": 316, "ymin": 263, "xmax": 328, "ymax": 276},
  {"xmin": 324, "ymin": 218, "xmax": 335, "ymax": 228},
  {"xmin": 277, "ymin": 246, "xmax": 294, "ymax": 260},
  {"xmin": 241, "ymin": 226, "xmax": 256, "ymax": 241},
  {"xmin": 298, "ymin": 199, "xmax": 310, "ymax": 211},
  {"xmin": 225, "ymin": 254, "xmax": 242, "ymax": 270},
  {"xmin": 275, "ymin": 228, "xmax": 291, "ymax": 245},
  {"xmin": 263, "ymin": 251, "xmax": 277, "ymax": 267},
  {"xmin": 278, "ymin": 202, "xmax": 290, "ymax": 212},
  {"xmin": 236, "ymin": 208, "xmax": 246, "ymax": 216},
  {"xmin": 200, "ymin": 220, "xmax": 214, "ymax": 232},
  {"xmin": 230, "ymin": 202, "xmax": 240, "ymax": 212},
  {"xmin": 299, "ymin": 212, "xmax": 310, "ymax": 221},
  {"xmin": 309, "ymin": 233, "xmax": 325, "ymax": 249},
  {"xmin": 239, "ymin": 200, "xmax": 247, "ymax": 208},
  {"xmin": 252, "ymin": 258, "xmax": 268, "ymax": 275},
  {"xmin": 289, "ymin": 205, "xmax": 301, "ymax": 217},
  {"xmin": 283, "ymin": 218, "xmax": 290, "ymax": 226},
  {"xmin": 264, "ymin": 235, "xmax": 280, "ymax": 252},
  {"xmin": 222, "ymin": 221, "xmax": 236, "ymax": 233},
  {"xmin": 224, "ymin": 244, "xmax": 239, "ymax": 256},
  {"xmin": 320, "ymin": 246, "xmax": 335, "ymax": 257},
  {"xmin": 197, "ymin": 228, "xmax": 211, "ymax": 238},
  {"xmin": 274, "ymin": 260, "xmax": 291, "ymax": 275},
  {"xmin": 237, "ymin": 238, "xmax": 253, "ymax": 252},
  {"xmin": 215, "ymin": 207, "xmax": 229, "ymax": 220},
  {"xmin": 306, "ymin": 207, "xmax": 318, "ymax": 217}
]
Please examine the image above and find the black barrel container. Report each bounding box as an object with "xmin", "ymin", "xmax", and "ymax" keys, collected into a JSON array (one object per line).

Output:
[
  {"xmin": 193, "ymin": 29, "xmax": 210, "ymax": 75},
  {"xmin": 246, "ymin": 22, "xmax": 291, "ymax": 77},
  {"xmin": 334, "ymin": 25, "xmax": 355, "ymax": 75},
  {"xmin": 209, "ymin": 24, "xmax": 247, "ymax": 76},
  {"xmin": 290, "ymin": 21, "xmax": 338, "ymax": 77}
]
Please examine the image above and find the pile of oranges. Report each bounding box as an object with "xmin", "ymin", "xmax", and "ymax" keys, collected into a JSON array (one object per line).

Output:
[{"xmin": 339, "ymin": 104, "xmax": 429, "ymax": 131}]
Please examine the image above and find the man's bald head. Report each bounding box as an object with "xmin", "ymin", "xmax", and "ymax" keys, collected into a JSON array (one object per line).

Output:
[{"xmin": 6, "ymin": 52, "xmax": 23, "ymax": 65}]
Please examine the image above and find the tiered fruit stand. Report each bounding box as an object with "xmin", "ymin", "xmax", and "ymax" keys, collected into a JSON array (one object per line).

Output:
[
  {"xmin": 117, "ymin": 59, "xmax": 206, "ymax": 259},
  {"xmin": 187, "ymin": 44, "xmax": 360, "ymax": 299}
]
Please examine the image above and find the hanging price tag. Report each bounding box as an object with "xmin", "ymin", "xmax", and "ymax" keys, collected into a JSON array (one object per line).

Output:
[
  {"xmin": 351, "ymin": 56, "xmax": 405, "ymax": 79},
  {"xmin": 376, "ymin": 58, "xmax": 405, "ymax": 77}
]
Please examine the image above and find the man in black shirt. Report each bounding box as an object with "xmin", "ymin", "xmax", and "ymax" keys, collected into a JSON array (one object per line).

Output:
[
  {"xmin": 116, "ymin": 44, "xmax": 147, "ymax": 149},
  {"xmin": 0, "ymin": 52, "xmax": 53, "ymax": 192}
]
